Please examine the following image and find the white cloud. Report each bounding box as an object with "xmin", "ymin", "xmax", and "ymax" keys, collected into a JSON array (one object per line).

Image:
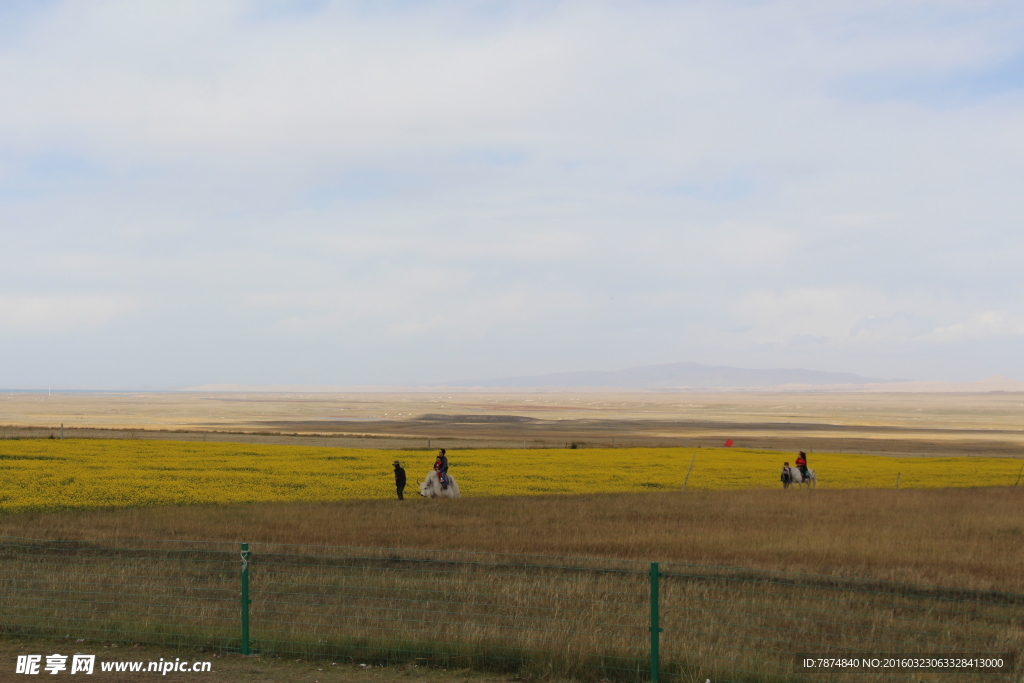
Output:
[
  {"xmin": 735, "ymin": 288, "xmax": 874, "ymax": 345},
  {"xmin": 1, "ymin": 1, "xmax": 1023, "ymax": 384},
  {"xmin": 734, "ymin": 291, "xmax": 1024, "ymax": 352},
  {"xmin": 0, "ymin": 294, "xmax": 137, "ymax": 336},
  {"xmin": 927, "ymin": 310, "xmax": 1024, "ymax": 343}
]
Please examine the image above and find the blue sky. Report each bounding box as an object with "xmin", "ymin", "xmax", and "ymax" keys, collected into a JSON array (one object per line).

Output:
[{"xmin": 1, "ymin": 0, "xmax": 1023, "ymax": 388}]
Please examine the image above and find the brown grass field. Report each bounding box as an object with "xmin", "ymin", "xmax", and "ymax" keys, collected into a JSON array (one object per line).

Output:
[
  {"xmin": 2, "ymin": 490, "xmax": 1022, "ymax": 683},
  {"xmin": 3, "ymin": 487, "xmax": 1022, "ymax": 592}
]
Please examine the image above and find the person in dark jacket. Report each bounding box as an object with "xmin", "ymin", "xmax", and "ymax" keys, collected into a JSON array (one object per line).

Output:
[
  {"xmin": 393, "ymin": 460, "xmax": 406, "ymax": 500},
  {"xmin": 434, "ymin": 449, "xmax": 449, "ymax": 489}
]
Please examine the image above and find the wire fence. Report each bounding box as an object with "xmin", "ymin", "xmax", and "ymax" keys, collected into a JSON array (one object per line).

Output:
[{"xmin": 0, "ymin": 536, "xmax": 1020, "ymax": 682}]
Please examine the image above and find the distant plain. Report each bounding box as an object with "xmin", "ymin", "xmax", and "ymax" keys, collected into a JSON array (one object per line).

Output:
[{"xmin": 3, "ymin": 390, "xmax": 1024, "ymax": 457}]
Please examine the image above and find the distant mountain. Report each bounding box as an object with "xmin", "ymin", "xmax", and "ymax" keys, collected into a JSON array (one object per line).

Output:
[{"xmin": 448, "ymin": 362, "xmax": 899, "ymax": 389}]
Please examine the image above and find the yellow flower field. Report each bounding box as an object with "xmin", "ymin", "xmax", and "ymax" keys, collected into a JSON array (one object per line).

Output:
[{"xmin": 0, "ymin": 439, "xmax": 1022, "ymax": 512}]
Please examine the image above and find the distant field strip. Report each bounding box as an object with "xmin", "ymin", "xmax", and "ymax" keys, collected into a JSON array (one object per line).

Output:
[{"xmin": 1, "ymin": 440, "xmax": 1022, "ymax": 512}]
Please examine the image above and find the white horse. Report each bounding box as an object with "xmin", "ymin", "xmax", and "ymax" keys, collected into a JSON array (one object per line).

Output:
[
  {"xmin": 781, "ymin": 465, "xmax": 816, "ymax": 489},
  {"xmin": 419, "ymin": 470, "xmax": 460, "ymax": 498}
]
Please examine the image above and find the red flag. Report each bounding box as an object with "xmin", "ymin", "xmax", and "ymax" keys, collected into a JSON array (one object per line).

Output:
[{"xmin": 724, "ymin": 439, "xmax": 734, "ymax": 447}]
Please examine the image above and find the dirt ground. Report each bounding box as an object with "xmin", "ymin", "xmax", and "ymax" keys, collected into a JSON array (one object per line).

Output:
[
  {"xmin": 0, "ymin": 637, "xmax": 521, "ymax": 683},
  {"xmin": 2, "ymin": 390, "xmax": 1024, "ymax": 456}
]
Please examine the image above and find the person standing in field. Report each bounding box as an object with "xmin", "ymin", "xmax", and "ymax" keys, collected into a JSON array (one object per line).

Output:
[
  {"xmin": 393, "ymin": 460, "xmax": 406, "ymax": 500},
  {"xmin": 434, "ymin": 448, "xmax": 449, "ymax": 489}
]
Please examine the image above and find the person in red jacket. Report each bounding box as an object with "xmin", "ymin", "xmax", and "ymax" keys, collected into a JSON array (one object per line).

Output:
[{"xmin": 795, "ymin": 451, "xmax": 808, "ymax": 480}]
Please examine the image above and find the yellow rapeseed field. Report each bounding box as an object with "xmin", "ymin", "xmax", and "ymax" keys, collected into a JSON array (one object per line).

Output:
[{"xmin": 0, "ymin": 439, "xmax": 1021, "ymax": 512}]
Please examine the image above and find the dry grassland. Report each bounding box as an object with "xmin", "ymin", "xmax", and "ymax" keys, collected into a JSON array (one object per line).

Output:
[
  {"xmin": 5, "ymin": 535, "xmax": 1016, "ymax": 683},
  {"xmin": 4, "ymin": 390, "xmax": 1024, "ymax": 456},
  {"xmin": 4, "ymin": 487, "xmax": 1022, "ymax": 592},
  {"xmin": 3, "ymin": 492, "xmax": 1020, "ymax": 683}
]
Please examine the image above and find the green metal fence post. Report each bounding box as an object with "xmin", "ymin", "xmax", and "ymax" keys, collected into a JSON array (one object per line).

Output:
[
  {"xmin": 649, "ymin": 562, "xmax": 662, "ymax": 683},
  {"xmin": 241, "ymin": 543, "xmax": 251, "ymax": 655}
]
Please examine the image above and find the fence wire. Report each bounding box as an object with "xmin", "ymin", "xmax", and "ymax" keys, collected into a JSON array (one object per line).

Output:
[{"xmin": 0, "ymin": 537, "xmax": 1019, "ymax": 682}]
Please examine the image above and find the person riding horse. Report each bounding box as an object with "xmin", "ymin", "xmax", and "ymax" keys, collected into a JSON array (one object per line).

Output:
[
  {"xmin": 795, "ymin": 452, "xmax": 808, "ymax": 480},
  {"xmin": 434, "ymin": 449, "xmax": 450, "ymax": 489}
]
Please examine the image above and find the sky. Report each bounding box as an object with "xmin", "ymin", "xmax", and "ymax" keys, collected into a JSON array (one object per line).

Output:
[{"xmin": 1, "ymin": 0, "xmax": 1023, "ymax": 388}]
